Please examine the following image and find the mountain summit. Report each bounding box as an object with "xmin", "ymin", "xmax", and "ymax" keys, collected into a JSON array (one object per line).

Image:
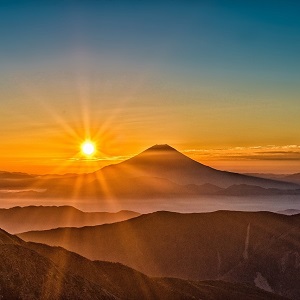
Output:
[{"xmin": 143, "ymin": 144, "xmax": 178, "ymax": 152}]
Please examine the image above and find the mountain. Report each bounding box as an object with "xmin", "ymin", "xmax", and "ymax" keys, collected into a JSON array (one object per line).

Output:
[
  {"xmin": 96, "ymin": 144, "xmax": 299, "ymax": 189},
  {"xmin": 19, "ymin": 211, "xmax": 300, "ymax": 300},
  {"xmin": 1, "ymin": 145, "xmax": 299, "ymax": 200},
  {"xmin": 0, "ymin": 229, "xmax": 285, "ymax": 300},
  {"xmin": 0, "ymin": 206, "xmax": 140, "ymax": 234}
]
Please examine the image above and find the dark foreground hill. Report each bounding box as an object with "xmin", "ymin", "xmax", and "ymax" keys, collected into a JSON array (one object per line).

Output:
[
  {"xmin": 19, "ymin": 211, "xmax": 300, "ymax": 300},
  {"xmin": 0, "ymin": 206, "xmax": 139, "ymax": 233},
  {"xmin": 0, "ymin": 229, "xmax": 286, "ymax": 300}
]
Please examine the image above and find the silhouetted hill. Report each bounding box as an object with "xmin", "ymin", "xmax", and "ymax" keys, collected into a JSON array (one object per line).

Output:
[
  {"xmin": 0, "ymin": 171, "xmax": 35, "ymax": 180},
  {"xmin": 19, "ymin": 211, "xmax": 300, "ymax": 299},
  {"xmin": 0, "ymin": 229, "xmax": 285, "ymax": 300},
  {"xmin": 0, "ymin": 206, "xmax": 140, "ymax": 234}
]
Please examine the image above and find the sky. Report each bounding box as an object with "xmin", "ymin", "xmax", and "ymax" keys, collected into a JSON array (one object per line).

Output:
[{"xmin": 0, "ymin": 0, "xmax": 300, "ymax": 174}]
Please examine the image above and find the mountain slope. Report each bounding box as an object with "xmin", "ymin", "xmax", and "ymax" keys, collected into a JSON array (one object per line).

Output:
[
  {"xmin": 0, "ymin": 229, "xmax": 114, "ymax": 299},
  {"xmin": 0, "ymin": 229, "xmax": 285, "ymax": 300},
  {"xmin": 283, "ymin": 173, "xmax": 300, "ymax": 185},
  {"xmin": 246, "ymin": 173, "xmax": 300, "ymax": 186},
  {"xmin": 19, "ymin": 211, "xmax": 300, "ymax": 299}
]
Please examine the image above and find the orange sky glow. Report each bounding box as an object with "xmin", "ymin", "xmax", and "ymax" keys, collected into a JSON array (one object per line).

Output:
[{"xmin": 1, "ymin": 2, "xmax": 299, "ymax": 176}]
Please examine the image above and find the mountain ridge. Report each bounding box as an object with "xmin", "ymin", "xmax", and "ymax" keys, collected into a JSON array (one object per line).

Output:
[
  {"xmin": 0, "ymin": 206, "xmax": 140, "ymax": 234},
  {"xmin": 18, "ymin": 210, "xmax": 300, "ymax": 299}
]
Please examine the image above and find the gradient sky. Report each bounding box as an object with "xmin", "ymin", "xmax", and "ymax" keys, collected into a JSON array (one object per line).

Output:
[{"xmin": 1, "ymin": 0, "xmax": 300, "ymax": 174}]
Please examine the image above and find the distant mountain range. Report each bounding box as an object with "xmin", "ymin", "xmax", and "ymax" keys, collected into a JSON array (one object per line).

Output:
[
  {"xmin": 0, "ymin": 228, "xmax": 285, "ymax": 300},
  {"xmin": 1, "ymin": 144, "xmax": 299, "ymax": 199},
  {"xmin": 0, "ymin": 206, "xmax": 140, "ymax": 234},
  {"xmin": 277, "ymin": 209, "xmax": 300, "ymax": 215},
  {"xmin": 246, "ymin": 173, "xmax": 300, "ymax": 185},
  {"xmin": 19, "ymin": 211, "xmax": 300, "ymax": 300}
]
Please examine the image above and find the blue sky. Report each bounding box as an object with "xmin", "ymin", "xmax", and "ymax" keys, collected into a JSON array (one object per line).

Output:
[{"xmin": 1, "ymin": 1, "xmax": 299, "ymax": 71}]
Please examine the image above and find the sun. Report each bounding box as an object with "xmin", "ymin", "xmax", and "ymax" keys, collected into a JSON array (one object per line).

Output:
[{"xmin": 81, "ymin": 141, "xmax": 96, "ymax": 156}]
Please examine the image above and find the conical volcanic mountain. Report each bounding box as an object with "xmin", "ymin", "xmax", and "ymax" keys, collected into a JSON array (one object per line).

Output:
[{"xmin": 96, "ymin": 144, "xmax": 298, "ymax": 189}]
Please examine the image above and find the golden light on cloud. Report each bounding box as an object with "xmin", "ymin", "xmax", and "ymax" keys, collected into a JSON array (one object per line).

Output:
[{"xmin": 81, "ymin": 141, "xmax": 96, "ymax": 156}]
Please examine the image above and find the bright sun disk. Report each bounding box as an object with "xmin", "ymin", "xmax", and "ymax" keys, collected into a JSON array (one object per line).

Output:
[{"xmin": 81, "ymin": 141, "xmax": 95, "ymax": 156}]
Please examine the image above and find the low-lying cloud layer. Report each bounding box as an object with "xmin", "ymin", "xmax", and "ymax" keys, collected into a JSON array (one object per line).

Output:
[{"xmin": 183, "ymin": 145, "xmax": 300, "ymax": 161}]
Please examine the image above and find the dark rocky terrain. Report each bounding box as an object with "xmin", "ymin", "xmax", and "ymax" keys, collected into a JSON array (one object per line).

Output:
[
  {"xmin": 19, "ymin": 211, "xmax": 300, "ymax": 299},
  {"xmin": 0, "ymin": 228, "xmax": 287, "ymax": 300}
]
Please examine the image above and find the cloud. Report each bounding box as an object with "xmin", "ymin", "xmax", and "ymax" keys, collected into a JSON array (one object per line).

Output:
[{"xmin": 183, "ymin": 145, "xmax": 300, "ymax": 161}]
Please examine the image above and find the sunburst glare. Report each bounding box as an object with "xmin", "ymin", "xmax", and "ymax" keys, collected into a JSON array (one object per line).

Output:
[{"xmin": 81, "ymin": 141, "xmax": 96, "ymax": 156}]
